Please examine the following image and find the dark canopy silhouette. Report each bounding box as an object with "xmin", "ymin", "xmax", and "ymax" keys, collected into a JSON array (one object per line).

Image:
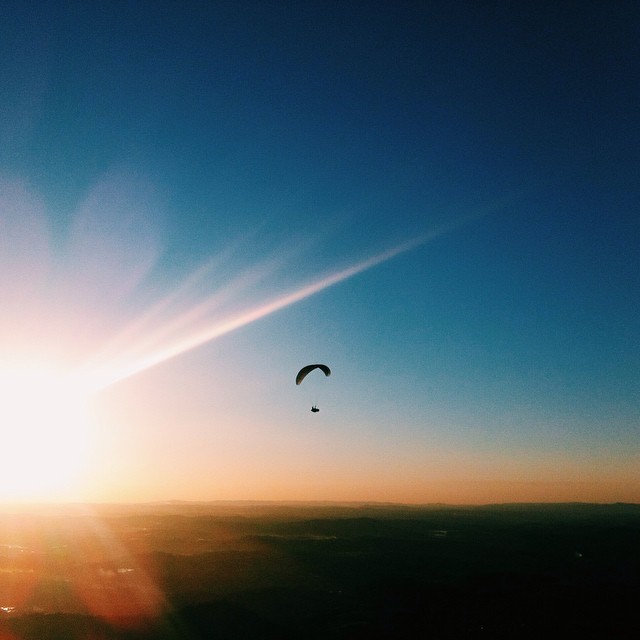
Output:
[{"xmin": 296, "ymin": 364, "xmax": 331, "ymax": 386}]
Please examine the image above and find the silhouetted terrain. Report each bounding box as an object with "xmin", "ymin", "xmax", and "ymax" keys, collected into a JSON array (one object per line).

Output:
[{"xmin": 0, "ymin": 502, "xmax": 638, "ymax": 638}]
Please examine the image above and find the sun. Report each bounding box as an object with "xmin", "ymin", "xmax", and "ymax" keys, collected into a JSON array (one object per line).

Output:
[{"xmin": 0, "ymin": 359, "xmax": 96, "ymax": 501}]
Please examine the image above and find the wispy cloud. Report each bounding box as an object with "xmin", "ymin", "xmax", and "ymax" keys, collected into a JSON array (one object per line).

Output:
[
  {"xmin": 1, "ymin": 171, "xmax": 494, "ymax": 394},
  {"xmin": 83, "ymin": 224, "xmax": 461, "ymax": 391}
]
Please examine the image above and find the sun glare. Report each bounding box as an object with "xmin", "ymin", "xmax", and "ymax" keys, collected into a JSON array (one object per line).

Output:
[{"xmin": 0, "ymin": 360, "xmax": 96, "ymax": 500}]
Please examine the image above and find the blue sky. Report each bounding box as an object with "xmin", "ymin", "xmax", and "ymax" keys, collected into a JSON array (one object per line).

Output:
[{"xmin": 0, "ymin": 1, "xmax": 638, "ymax": 503}]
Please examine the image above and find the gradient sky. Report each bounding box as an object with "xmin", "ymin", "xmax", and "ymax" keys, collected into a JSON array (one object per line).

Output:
[{"xmin": 1, "ymin": 1, "xmax": 638, "ymax": 504}]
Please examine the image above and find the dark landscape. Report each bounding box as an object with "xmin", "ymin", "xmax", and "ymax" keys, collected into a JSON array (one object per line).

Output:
[{"xmin": 0, "ymin": 502, "xmax": 638, "ymax": 638}]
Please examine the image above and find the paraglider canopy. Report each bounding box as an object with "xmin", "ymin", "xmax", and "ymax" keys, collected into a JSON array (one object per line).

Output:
[{"xmin": 296, "ymin": 364, "xmax": 331, "ymax": 385}]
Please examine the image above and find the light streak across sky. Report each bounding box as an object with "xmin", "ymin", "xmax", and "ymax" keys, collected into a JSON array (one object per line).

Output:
[{"xmin": 83, "ymin": 227, "xmax": 449, "ymax": 392}]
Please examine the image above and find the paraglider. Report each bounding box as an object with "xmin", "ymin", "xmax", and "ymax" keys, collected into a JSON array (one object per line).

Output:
[{"xmin": 296, "ymin": 364, "xmax": 331, "ymax": 412}]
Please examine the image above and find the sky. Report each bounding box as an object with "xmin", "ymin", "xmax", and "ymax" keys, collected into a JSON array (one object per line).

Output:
[{"xmin": 0, "ymin": 0, "xmax": 638, "ymax": 504}]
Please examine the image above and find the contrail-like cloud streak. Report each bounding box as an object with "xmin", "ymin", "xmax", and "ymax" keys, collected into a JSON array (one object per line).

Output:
[{"xmin": 86, "ymin": 224, "xmax": 455, "ymax": 392}]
